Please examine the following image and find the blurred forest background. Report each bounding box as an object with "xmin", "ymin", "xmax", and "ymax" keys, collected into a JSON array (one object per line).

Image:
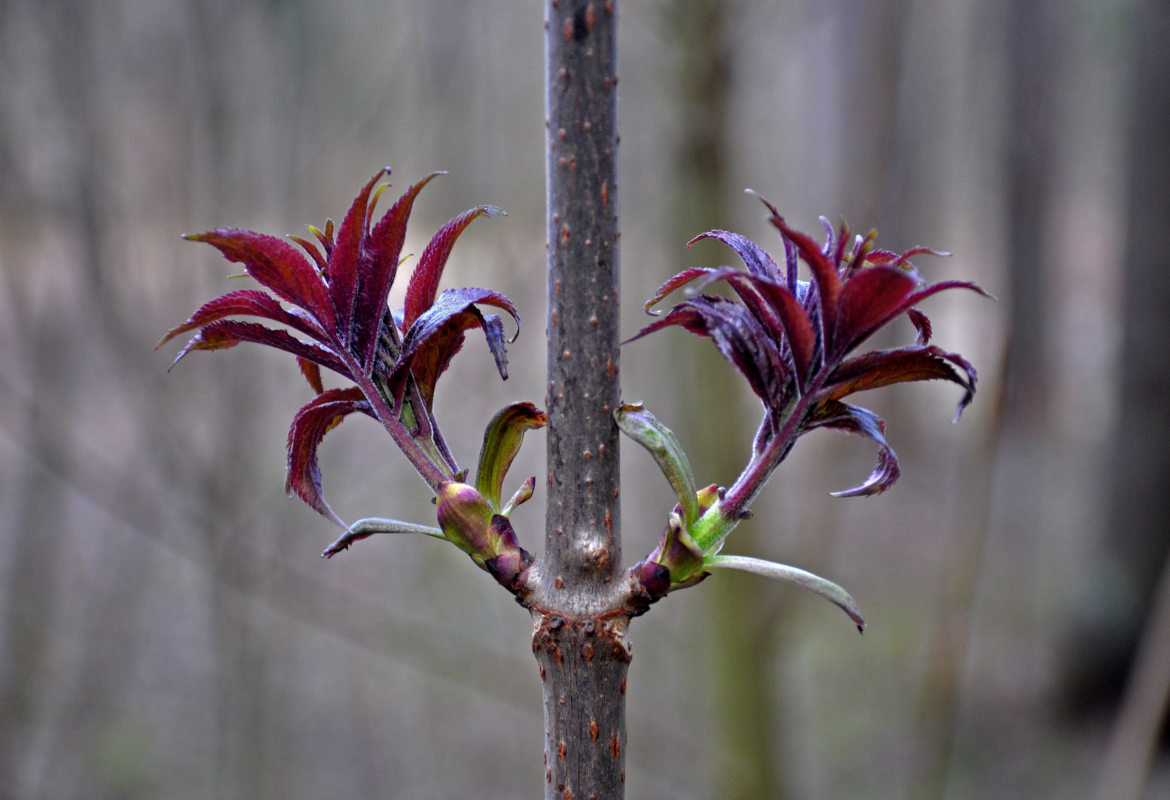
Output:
[{"xmin": 2, "ymin": 0, "xmax": 1168, "ymax": 798}]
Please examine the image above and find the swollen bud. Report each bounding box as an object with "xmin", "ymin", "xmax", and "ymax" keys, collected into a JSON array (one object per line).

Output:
[
  {"xmin": 435, "ymin": 482, "xmax": 533, "ymax": 590},
  {"xmin": 435, "ymin": 482, "xmax": 495, "ymax": 564}
]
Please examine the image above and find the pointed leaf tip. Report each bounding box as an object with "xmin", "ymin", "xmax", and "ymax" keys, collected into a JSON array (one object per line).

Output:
[
  {"xmin": 286, "ymin": 388, "xmax": 371, "ymax": 526},
  {"xmin": 403, "ymin": 204, "xmax": 506, "ymax": 330},
  {"xmin": 321, "ymin": 517, "xmax": 443, "ymax": 558},
  {"xmin": 705, "ymin": 554, "xmax": 866, "ymax": 632}
]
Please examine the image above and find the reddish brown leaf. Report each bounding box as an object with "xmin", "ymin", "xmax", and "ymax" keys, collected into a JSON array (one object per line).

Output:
[
  {"xmin": 327, "ymin": 169, "xmax": 386, "ymax": 346},
  {"xmin": 355, "ymin": 172, "xmax": 444, "ymax": 370},
  {"xmin": 285, "ymin": 387, "xmax": 371, "ymax": 525},
  {"xmin": 750, "ymin": 277, "xmax": 819, "ymax": 383},
  {"xmin": 186, "ymin": 230, "xmax": 335, "ymax": 337},
  {"xmin": 906, "ymin": 308, "xmax": 933, "ymax": 344},
  {"xmin": 157, "ymin": 288, "xmax": 328, "ymax": 349},
  {"xmin": 169, "ymin": 320, "xmax": 349, "ymax": 377}
]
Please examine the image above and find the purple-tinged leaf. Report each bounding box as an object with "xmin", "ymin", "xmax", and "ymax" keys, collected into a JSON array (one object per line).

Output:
[
  {"xmin": 684, "ymin": 268, "xmax": 791, "ymax": 356},
  {"xmin": 327, "ymin": 169, "xmax": 386, "ymax": 346},
  {"xmin": 747, "ymin": 191, "xmax": 801, "ymax": 292},
  {"xmin": 689, "ymin": 229, "xmax": 782, "ymax": 280},
  {"xmin": 833, "ymin": 265, "xmax": 919, "ymax": 356},
  {"xmin": 156, "ymin": 288, "xmax": 329, "ymax": 349},
  {"xmin": 475, "ymin": 402, "xmax": 548, "ymax": 511},
  {"xmin": 186, "ymin": 230, "xmax": 335, "ymax": 337},
  {"xmin": 750, "ymin": 276, "xmax": 819, "ymax": 383},
  {"xmin": 819, "ymin": 345, "xmax": 976, "ymax": 417},
  {"xmin": 771, "ymin": 216, "xmax": 843, "ymax": 349},
  {"xmin": 285, "ymin": 387, "xmax": 371, "ymax": 525},
  {"xmin": 169, "ymin": 320, "xmax": 349, "ymax": 377},
  {"xmin": 356, "ymin": 172, "xmax": 444, "ymax": 370},
  {"xmin": 627, "ymin": 296, "xmax": 789, "ymax": 410},
  {"xmin": 842, "ymin": 278, "xmax": 988, "ymax": 356},
  {"xmin": 831, "ymin": 219, "xmax": 851, "ymax": 268},
  {"xmin": 403, "ymin": 205, "xmax": 504, "ymax": 331},
  {"xmin": 394, "ymin": 287, "xmax": 519, "ymax": 407},
  {"xmin": 803, "ymin": 400, "xmax": 901, "ymax": 497}
]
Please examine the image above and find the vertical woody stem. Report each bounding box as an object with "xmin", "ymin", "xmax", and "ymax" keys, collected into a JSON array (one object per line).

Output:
[{"xmin": 535, "ymin": 1, "xmax": 627, "ymax": 798}]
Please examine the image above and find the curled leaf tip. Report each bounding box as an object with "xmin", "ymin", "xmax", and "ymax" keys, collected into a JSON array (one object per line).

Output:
[
  {"xmin": 614, "ymin": 403, "xmax": 699, "ymax": 527},
  {"xmin": 475, "ymin": 402, "xmax": 547, "ymax": 510},
  {"xmin": 705, "ymin": 554, "xmax": 866, "ymax": 632},
  {"xmin": 321, "ymin": 517, "xmax": 444, "ymax": 558}
]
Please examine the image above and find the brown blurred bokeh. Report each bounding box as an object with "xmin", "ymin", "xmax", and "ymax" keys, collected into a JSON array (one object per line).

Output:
[{"xmin": 2, "ymin": 1, "xmax": 1166, "ymax": 798}]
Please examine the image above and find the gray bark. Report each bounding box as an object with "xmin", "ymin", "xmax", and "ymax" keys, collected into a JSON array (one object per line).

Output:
[{"xmin": 533, "ymin": 2, "xmax": 628, "ymax": 798}]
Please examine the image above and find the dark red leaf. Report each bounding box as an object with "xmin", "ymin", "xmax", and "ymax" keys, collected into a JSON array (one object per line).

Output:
[
  {"xmin": 289, "ymin": 234, "xmax": 327, "ymax": 273},
  {"xmin": 819, "ymin": 345, "xmax": 976, "ymax": 417},
  {"xmin": 802, "ymin": 400, "xmax": 901, "ymax": 497},
  {"xmin": 624, "ymin": 304, "xmax": 712, "ymax": 342},
  {"xmin": 169, "ymin": 320, "xmax": 349, "ymax": 377},
  {"xmin": 327, "ymin": 169, "xmax": 386, "ymax": 347},
  {"xmin": 156, "ymin": 288, "xmax": 328, "ymax": 349},
  {"xmin": 866, "ymin": 245, "xmax": 948, "ymax": 269},
  {"xmin": 770, "ymin": 215, "xmax": 843, "ymax": 349},
  {"xmin": 286, "ymin": 387, "xmax": 372, "ymax": 525},
  {"xmin": 905, "ymin": 279, "xmax": 993, "ymax": 308},
  {"xmin": 833, "ymin": 266, "xmax": 918, "ymax": 356},
  {"xmin": 186, "ymin": 230, "xmax": 335, "ymax": 337},
  {"xmin": 403, "ymin": 205, "xmax": 504, "ymax": 331},
  {"xmin": 355, "ymin": 172, "xmax": 444, "ymax": 371},
  {"xmin": 906, "ymin": 308, "xmax": 932, "ymax": 344}
]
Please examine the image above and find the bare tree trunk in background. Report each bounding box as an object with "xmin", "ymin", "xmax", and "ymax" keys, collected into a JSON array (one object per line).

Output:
[
  {"xmin": 1085, "ymin": 0, "xmax": 1170, "ymax": 764},
  {"xmin": 1000, "ymin": 0, "xmax": 1059, "ymax": 427},
  {"xmin": 534, "ymin": 2, "xmax": 627, "ymax": 798},
  {"xmin": 662, "ymin": 2, "xmax": 784, "ymax": 797}
]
